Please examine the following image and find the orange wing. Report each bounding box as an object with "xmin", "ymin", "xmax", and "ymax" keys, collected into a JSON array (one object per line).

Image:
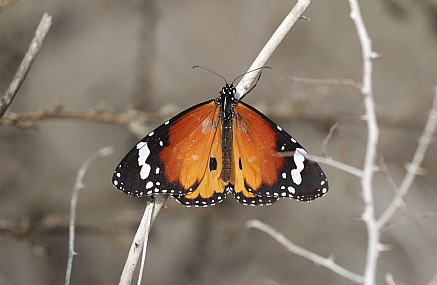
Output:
[
  {"xmin": 113, "ymin": 100, "xmax": 228, "ymax": 207},
  {"xmin": 230, "ymin": 101, "xmax": 328, "ymax": 205},
  {"xmin": 160, "ymin": 101, "xmax": 226, "ymax": 206}
]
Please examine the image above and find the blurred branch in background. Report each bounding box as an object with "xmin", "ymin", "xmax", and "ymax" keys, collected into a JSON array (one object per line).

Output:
[
  {"xmin": 0, "ymin": 0, "xmax": 16, "ymax": 11},
  {"xmin": 0, "ymin": 99, "xmax": 427, "ymax": 136},
  {"xmin": 246, "ymin": 219, "xmax": 364, "ymax": 283},
  {"xmin": 249, "ymin": 1, "xmax": 437, "ymax": 285},
  {"xmin": 0, "ymin": 13, "xmax": 52, "ymax": 118},
  {"xmin": 65, "ymin": 146, "xmax": 114, "ymax": 285}
]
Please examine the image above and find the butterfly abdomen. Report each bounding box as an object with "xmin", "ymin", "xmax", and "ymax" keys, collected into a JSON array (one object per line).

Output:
[
  {"xmin": 218, "ymin": 84, "xmax": 238, "ymax": 183},
  {"xmin": 221, "ymin": 119, "xmax": 232, "ymax": 182}
]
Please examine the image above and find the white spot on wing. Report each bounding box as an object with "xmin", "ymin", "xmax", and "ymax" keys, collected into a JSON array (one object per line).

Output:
[
  {"xmin": 277, "ymin": 125, "xmax": 282, "ymax": 131},
  {"xmin": 137, "ymin": 142, "xmax": 151, "ymax": 180},
  {"xmin": 291, "ymin": 148, "xmax": 306, "ymax": 185},
  {"xmin": 146, "ymin": 181, "xmax": 153, "ymax": 189}
]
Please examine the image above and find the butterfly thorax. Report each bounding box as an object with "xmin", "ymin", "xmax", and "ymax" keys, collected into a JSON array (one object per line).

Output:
[{"xmin": 216, "ymin": 83, "xmax": 238, "ymax": 183}]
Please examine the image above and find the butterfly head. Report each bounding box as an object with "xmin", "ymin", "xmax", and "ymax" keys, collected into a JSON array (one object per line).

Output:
[
  {"xmin": 217, "ymin": 83, "xmax": 238, "ymax": 122},
  {"xmin": 220, "ymin": 83, "xmax": 237, "ymax": 98}
]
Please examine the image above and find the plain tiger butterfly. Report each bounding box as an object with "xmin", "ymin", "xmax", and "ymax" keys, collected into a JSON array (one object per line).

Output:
[{"xmin": 112, "ymin": 67, "xmax": 328, "ymax": 207}]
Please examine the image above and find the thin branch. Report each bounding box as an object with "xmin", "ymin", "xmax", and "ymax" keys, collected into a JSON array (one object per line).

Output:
[
  {"xmin": 310, "ymin": 154, "xmax": 363, "ymax": 177},
  {"xmin": 0, "ymin": 219, "xmax": 48, "ymax": 256},
  {"xmin": 284, "ymin": 76, "xmax": 362, "ymax": 89},
  {"xmin": 65, "ymin": 146, "xmax": 115, "ymax": 285},
  {"xmin": 277, "ymin": 151, "xmax": 363, "ymax": 177},
  {"xmin": 0, "ymin": 0, "xmax": 17, "ymax": 11},
  {"xmin": 381, "ymin": 212, "xmax": 437, "ymax": 233},
  {"xmin": 321, "ymin": 123, "xmax": 339, "ymax": 157},
  {"xmin": 0, "ymin": 13, "xmax": 52, "ymax": 118},
  {"xmin": 246, "ymin": 220, "xmax": 364, "ymax": 284},
  {"xmin": 119, "ymin": 194, "xmax": 168, "ymax": 285},
  {"xmin": 1, "ymin": 102, "xmax": 427, "ymax": 132},
  {"xmin": 0, "ymin": 105, "xmax": 162, "ymax": 129},
  {"xmin": 349, "ymin": 1, "xmax": 381, "ymax": 285},
  {"xmin": 377, "ymin": 89, "xmax": 437, "ymax": 229},
  {"xmin": 385, "ymin": 273, "xmax": 398, "ymax": 285},
  {"xmin": 236, "ymin": 0, "xmax": 312, "ymax": 98}
]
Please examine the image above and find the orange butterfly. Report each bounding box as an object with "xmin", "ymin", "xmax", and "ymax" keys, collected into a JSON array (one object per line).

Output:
[{"xmin": 112, "ymin": 69, "xmax": 328, "ymax": 207}]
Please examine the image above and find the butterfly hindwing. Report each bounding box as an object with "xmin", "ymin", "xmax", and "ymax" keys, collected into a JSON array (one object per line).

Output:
[{"xmin": 230, "ymin": 101, "xmax": 328, "ymax": 204}]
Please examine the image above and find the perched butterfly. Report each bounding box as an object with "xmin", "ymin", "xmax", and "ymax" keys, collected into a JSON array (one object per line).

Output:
[{"xmin": 112, "ymin": 68, "xmax": 328, "ymax": 207}]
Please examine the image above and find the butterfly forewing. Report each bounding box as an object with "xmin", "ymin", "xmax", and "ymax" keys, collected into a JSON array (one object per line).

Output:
[
  {"xmin": 166, "ymin": 106, "xmax": 227, "ymax": 206},
  {"xmin": 112, "ymin": 100, "xmax": 224, "ymax": 201},
  {"xmin": 231, "ymin": 101, "xmax": 328, "ymax": 203}
]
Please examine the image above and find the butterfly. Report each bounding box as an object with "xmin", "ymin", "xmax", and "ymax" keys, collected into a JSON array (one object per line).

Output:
[{"xmin": 112, "ymin": 68, "xmax": 328, "ymax": 207}]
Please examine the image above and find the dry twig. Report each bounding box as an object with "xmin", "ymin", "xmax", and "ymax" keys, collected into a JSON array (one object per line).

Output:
[
  {"xmin": 348, "ymin": 1, "xmax": 381, "ymax": 284},
  {"xmin": 236, "ymin": 0, "xmax": 313, "ymax": 98},
  {"xmin": 284, "ymin": 76, "xmax": 362, "ymax": 89},
  {"xmin": 0, "ymin": 13, "xmax": 52, "ymax": 118},
  {"xmin": 247, "ymin": 220, "xmax": 364, "ymax": 283},
  {"xmin": 119, "ymin": 195, "xmax": 167, "ymax": 285},
  {"xmin": 65, "ymin": 146, "xmax": 115, "ymax": 285}
]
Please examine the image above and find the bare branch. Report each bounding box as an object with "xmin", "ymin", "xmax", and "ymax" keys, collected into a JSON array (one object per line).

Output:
[
  {"xmin": 321, "ymin": 123, "xmax": 339, "ymax": 157},
  {"xmin": 307, "ymin": 154, "xmax": 363, "ymax": 177},
  {"xmin": 0, "ymin": 219, "xmax": 48, "ymax": 256},
  {"xmin": 246, "ymin": 219, "xmax": 364, "ymax": 284},
  {"xmin": 0, "ymin": 0, "xmax": 16, "ymax": 11},
  {"xmin": 65, "ymin": 146, "xmax": 115, "ymax": 285},
  {"xmin": 284, "ymin": 76, "xmax": 362, "ymax": 89},
  {"xmin": 0, "ymin": 13, "xmax": 52, "ymax": 118},
  {"xmin": 236, "ymin": 0, "xmax": 312, "ymax": 98},
  {"xmin": 276, "ymin": 151, "xmax": 363, "ymax": 177},
  {"xmin": 119, "ymin": 194, "xmax": 168, "ymax": 285},
  {"xmin": 0, "ymin": 105, "xmax": 163, "ymax": 129},
  {"xmin": 381, "ymin": 212, "xmax": 437, "ymax": 233},
  {"xmin": 378, "ymin": 89, "xmax": 437, "ymax": 229},
  {"xmin": 385, "ymin": 273, "xmax": 398, "ymax": 285},
  {"xmin": 349, "ymin": 1, "xmax": 381, "ymax": 284}
]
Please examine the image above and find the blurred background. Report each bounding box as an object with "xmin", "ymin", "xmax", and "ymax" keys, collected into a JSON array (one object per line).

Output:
[{"xmin": 1, "ymin": 1, "xmax": 437, "ymax": 284}]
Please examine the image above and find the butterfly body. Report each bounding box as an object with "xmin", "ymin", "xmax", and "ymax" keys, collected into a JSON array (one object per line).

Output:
[{"xmin": 113, "ymin": 81, "xmax": 328, "ymax": 207}]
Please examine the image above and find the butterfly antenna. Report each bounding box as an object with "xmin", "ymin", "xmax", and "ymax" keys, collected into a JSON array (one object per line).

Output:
[
  {"xmin": 233, "ymin": 66, "xmax": 271, "ymax": 100},
  {"xmin": 193, "ymin": 66, "xmax": 228, "ymax": 85}
]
